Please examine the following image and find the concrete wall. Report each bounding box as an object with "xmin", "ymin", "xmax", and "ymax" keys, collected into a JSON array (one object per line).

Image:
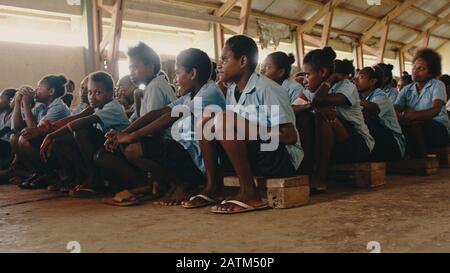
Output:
[{"xmin": 0, "ymin": 41, "xmax": 86, "ymax": 92}]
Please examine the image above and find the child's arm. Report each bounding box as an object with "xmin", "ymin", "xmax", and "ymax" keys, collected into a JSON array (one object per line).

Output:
[
  {"xmin": 114, "ymin": 111, "xmax": 180, "ymax": 145},
  {"xmin": 292, "ymin": 104, "xmax": 312, "ymax": 113},
  {"xmin": 361, "ymin": 100, "xmax": 380, "ymax": 116},
  {"xmin": 272, "ymin": 123, "xmax": 298, "ymax": 145},
  {"xmin": 401, "ymin": 100, "xmax": 445, "ymax": 122},
  {"xmin": 122, "ymin": 107, "xmax": 171, "ymax": 134},
  {"xmin": 51, "ymin": 107, "xmax": 95, "ymax": 130},
  {"xmin": 12, "ymin": 93, "xmax": 25, "ymax": 131},
  {"xmin": 312, "ymin": 74, "xmax": 351, "ymax": 108},
  {"xmin": 22, "ymin": 94, "xmax": 38, "ymax": 128}
]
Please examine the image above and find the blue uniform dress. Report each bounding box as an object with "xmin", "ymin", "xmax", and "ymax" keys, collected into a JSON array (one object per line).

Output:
[
  {"xmin": 281, "ymin": 79, "xmax": 305, "ymax": 104},
  {"xmin": 140, "ymin": 81, "xmax": 225, "ymax": 186},
  {"xmin": 224, "ymin": 73, "xmax": 304, "ymax": 175},
  {"xmin": 303, "ymin": 80, "xmax": 375, "ymax": 163},
  {"xmin": 395, "ymin": 79, "xmax": 450, "ymax": 147},
  {"xmin": 365, "ymin": 88, "xmax": 405, "ymax": 161}
]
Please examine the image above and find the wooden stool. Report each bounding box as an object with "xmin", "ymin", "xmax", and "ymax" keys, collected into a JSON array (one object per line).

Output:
[
  {"xmin": 328, "ymin": 162, "xmax": 386, "ymax": 188},
  {"xmin": 387, "ymin": 158, "xmax": 439, "ymax": 176},
  {"xmin": 224, "ymin": 176, "xmax": 310, "ymax": 209}
]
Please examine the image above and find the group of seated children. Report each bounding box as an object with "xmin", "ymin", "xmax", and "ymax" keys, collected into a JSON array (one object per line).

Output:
[{"xmin": 0, "ymin": 35, "xmax": 449, "ymax": 214}]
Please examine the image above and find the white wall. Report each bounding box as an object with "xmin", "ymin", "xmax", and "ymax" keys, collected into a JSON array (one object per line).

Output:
[{"xmin": 0, "ymin": 41, "xmax": 86, "ymax": 92}]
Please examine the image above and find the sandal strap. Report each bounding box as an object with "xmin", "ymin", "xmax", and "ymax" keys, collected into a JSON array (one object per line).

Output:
[
  {"xmin": 189, "ymin": 194, "xmax": 215, "ymax": 203},
  {"xmin": 220, "ymin": 200, "xmax": 254, "ymax": 210}
]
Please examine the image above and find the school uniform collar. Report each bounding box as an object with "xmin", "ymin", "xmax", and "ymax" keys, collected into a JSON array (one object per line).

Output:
[
  {"xmin": 410, "ymin": 79, "xmax": 434, "ymax": 98},
  {"xmin": 230, "ymin": 73, "xmax": 259, "ymax": 104},
  {"xmin": 366, "ymin": 88, "xmax": 383, "ymax": 101},
  {"xmin": 45, "ymin": 98, "xmax": 64, "ymax": 110}
]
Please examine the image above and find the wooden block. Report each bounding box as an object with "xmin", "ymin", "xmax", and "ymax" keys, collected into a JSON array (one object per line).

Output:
[
  {"xmin": 387, "ymin": 158, "xmax": 440, "ymax": 176},
  {"xmin": 223, "ymin": 176, "xmax": 310, "ymax": 209},
  {"xmin": 266, "ymin": 176, "xmax": 310, "ymax": 209},
  {"xmin": 328, "ymin": 162, "xmax": 386, "ymax": 188}
]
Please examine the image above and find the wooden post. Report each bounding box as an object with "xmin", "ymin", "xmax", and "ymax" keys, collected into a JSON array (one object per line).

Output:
[
  {"xmin": 399, "ymin": 49, "xmax": 405, "ymax": 75},
  {"xmin": 214, "ymin": 23, "xmax": 224, "ymax": 63},
  {"xmin": 295, "ymin": 30, "xmax": 305, "ymax": 70},
  {"xmin": 106, "ymin": 0, "xmax": 124, "ymax": 81},
  {"xmin": 320, "ymin": 6, "xmax": 334, "ymax": 48},
  {"xmin": 377, "ymin": 22, "xmax": 390, "ymax": 63},
  {"xmin": 356, "ymin": 43, "xmax": 364, "ymax": 69}
]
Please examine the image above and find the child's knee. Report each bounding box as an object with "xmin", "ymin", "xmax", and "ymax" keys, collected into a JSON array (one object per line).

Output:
[
  {"xmin": 18, "ymin": 136, "xmax": 31, "ymax": 148},
  {"xmin": 93, "ymin": 148, "xmax": 108, "ymax": 167},
  {"xmin": 124, "ymin": 143, "xmax": 142, "ymax": 163}
]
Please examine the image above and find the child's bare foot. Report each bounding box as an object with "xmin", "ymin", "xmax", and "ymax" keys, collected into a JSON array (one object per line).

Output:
[{"xmin": 153, "ymin": 185, "xmax": 190, "ymax": 206}]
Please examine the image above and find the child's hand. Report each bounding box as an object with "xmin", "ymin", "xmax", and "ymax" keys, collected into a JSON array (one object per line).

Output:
[
  {"xmin": 40, "ymin": 135, "xmax": 54, "ymax": 163},
  {"xmin": 105, "ymin": 129, "xmax": 119, "ymax": 139},
  {"xmin": 20, "ymin": 127, "xmax": 42, "ymax": 140},
  {"xmin": 115, "ymin": 132, "xmax": 135, "ymax": 145},
  {"xmin": 317, "ymin": 107, "xmax": 337, "ymax": 122},
  {"xmin": 104, "ymin": 138, "xmax": 118, "ymax": 152}
]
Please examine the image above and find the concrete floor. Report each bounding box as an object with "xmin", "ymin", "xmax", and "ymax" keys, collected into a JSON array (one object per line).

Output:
[{"xmin": 1, "ymin": 169, "xmax": 449, "ymax": 253}]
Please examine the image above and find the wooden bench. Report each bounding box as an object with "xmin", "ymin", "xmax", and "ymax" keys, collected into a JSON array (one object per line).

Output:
[
  {"xmin": 328, "ymin": 162, "xmax": 386, "ymax": 188},
  {"xmin": 223, "ymin": 176, "xmax": 310, "ymax": 209},
  {"xmin": 429, "ymin": 145, "xmax": 450, "ymax": 168},
  {"xmin": 387, "ymin": 158, "xmax": 439, "ymax": 176}
]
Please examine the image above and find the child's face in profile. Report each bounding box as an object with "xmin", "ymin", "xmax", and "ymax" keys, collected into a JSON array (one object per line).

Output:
[
  {"xmin": 87, "ymin": 80, "xmax": 112, "ymax": 109},
  {"xmin": 355, "ymin": 71, "xmax": 372, "ymax": 92},
  {"xmin": 303, "ymin": 63, "xmax": 326, "ymax": 92},
  {"xmin": 218, "ymin": 47, "xmax": 243, "ymax": 84},
  {"xmin": 35, "ymin": 80, "xmax": 52, "ymax": 103},
  {"xmin": 129, "ymin": 57, "xmax": 155, "ymax": 85},
  {"xmin": 174, "ymin": 63, "xmax": 194, "ymax": 97},
  {"xmin": 260, "ymin": 57, "xmax": 283, "ymax": 83}
]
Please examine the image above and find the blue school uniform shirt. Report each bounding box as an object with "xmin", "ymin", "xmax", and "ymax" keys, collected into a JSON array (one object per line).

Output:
[
  {"xmin": 382, "ymin": 86, "xmax": 399, "ymax": 104},
  {"xmin": 72, "ymin": 102, "xmax": 89, "ymax": 115},
  {"xmin": 169, "ymin": 81, "xmax": 226, "ymax": 173},
  {"xmin": 34, "ymin": 98, "xmax": 71, "ymax": 123},
  {"xmin": 0, "ymin": 110, "xmax": 12, "ymax": 142},
  {"xmin": 281, "ymin": 79, "xmax": 304, "ymax": 104},
  {"xmin": 225, "ymin": 73, "xmax": 304, "ymax": 170},
  {"xmin": 366, "ymin": 89, "xmax": 406, "ymax": 157},
  {"xmin": 303, "ymin": 80, "xmax": 375, "ymax": 152},
  {"xmin": 141, "ymin": 75, "xmax": 177, "ymax": 139},
  {"xmin": 93, "ymin": 100, "xmax": 130, "ymax": 134},
  {"xmin": 395, "ymin": 79, "xmax": 450, "ymax": 136}
]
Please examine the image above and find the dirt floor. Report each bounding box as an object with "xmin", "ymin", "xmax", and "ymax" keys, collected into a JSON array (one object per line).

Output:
[{"xmin": 1, "ymin": 169, "xmax": 449, "ymax": 253}]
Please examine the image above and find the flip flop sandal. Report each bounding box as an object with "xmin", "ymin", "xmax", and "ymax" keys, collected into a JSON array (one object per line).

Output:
[
  {"xmin": 69, "ymin": 187, "xmax": 98, "ymax": 198},
  {"xmin": 182, "ymin": 194, "xmax": 219, "ymax": 209},
  {"xmin": 103, "ymin": 190, "xmax": 158, "ymax": 207},
  {"xmin": 210, "ymin": 200, "xmax": 270, "ymax": 214}
]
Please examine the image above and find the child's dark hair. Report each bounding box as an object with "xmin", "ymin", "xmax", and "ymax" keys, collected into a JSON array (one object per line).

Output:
[
  {"xmin": 89, "ymin": 71, "xmax": 114, "ymax": 94},
  {"xmin": 128, "ymin": 42, "xmax": 161, "ymax": 74},
  {"xmin": 211, "ymin": 61, "xmax": 218, "ymax": 81},
  {"xmin": 177, "ymin": 48, "xmax": 212, "ymax": 84},
  {"xmin": 376, "ymin": 63, "xmax": 394, "ymax": 84},
  {"xmin": 67, "ymin": 80, "xmax": 75, "ymax": 86},
  {"xmin": 303, "ymin": 46, "xmax": 337, "ymax": 72},
  {"xmin": 335, "ymin": 59, "xmax": 355, "ymax": 77},
  {"xmin": 42, "ymin": 75, "xmax": 68, "ymax": 98},
  {"xmin": 225, "ymin": 35, "xmax": 259, "ymax": 72},
  {"xmin": 1, "ymin": 88, "xmax": 17, "ymax": 100},
  {"xmin": 413, "ymin": 48, "xmax": 442, "ymax": 78},
  {"xmin": 361, "ymin": 66, "xmax": 385, "ymax": 90},
  {"xmin": 401, "ymin": 74, "xmax": 413, "ymax": 85},
  {"xmin": 439, "ymin": 74, "xmax": 450, "ymax": 86},
  {"xmin": 267, "ymin": 52, "xmax": 296, "ymax": 80}
]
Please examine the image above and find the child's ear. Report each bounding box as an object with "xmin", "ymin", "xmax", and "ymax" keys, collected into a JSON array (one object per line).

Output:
[
  {"xmin": 49, "ymin": 88, "xmax": 56, "ymax": 97},
  {"xmin": 191, "ymin": 68, "xmax": 198, "ymax": 81},
  {"xmin": 319, "ymin": 68, "xmax": 328, "ymax": 79},
  {"xmin": 240, "ymin": 56, "xmax": 248, "ymax": 69},
  {"xmin": 278, "ymin": 68, "xmax": 286, "ymax": 79}
]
